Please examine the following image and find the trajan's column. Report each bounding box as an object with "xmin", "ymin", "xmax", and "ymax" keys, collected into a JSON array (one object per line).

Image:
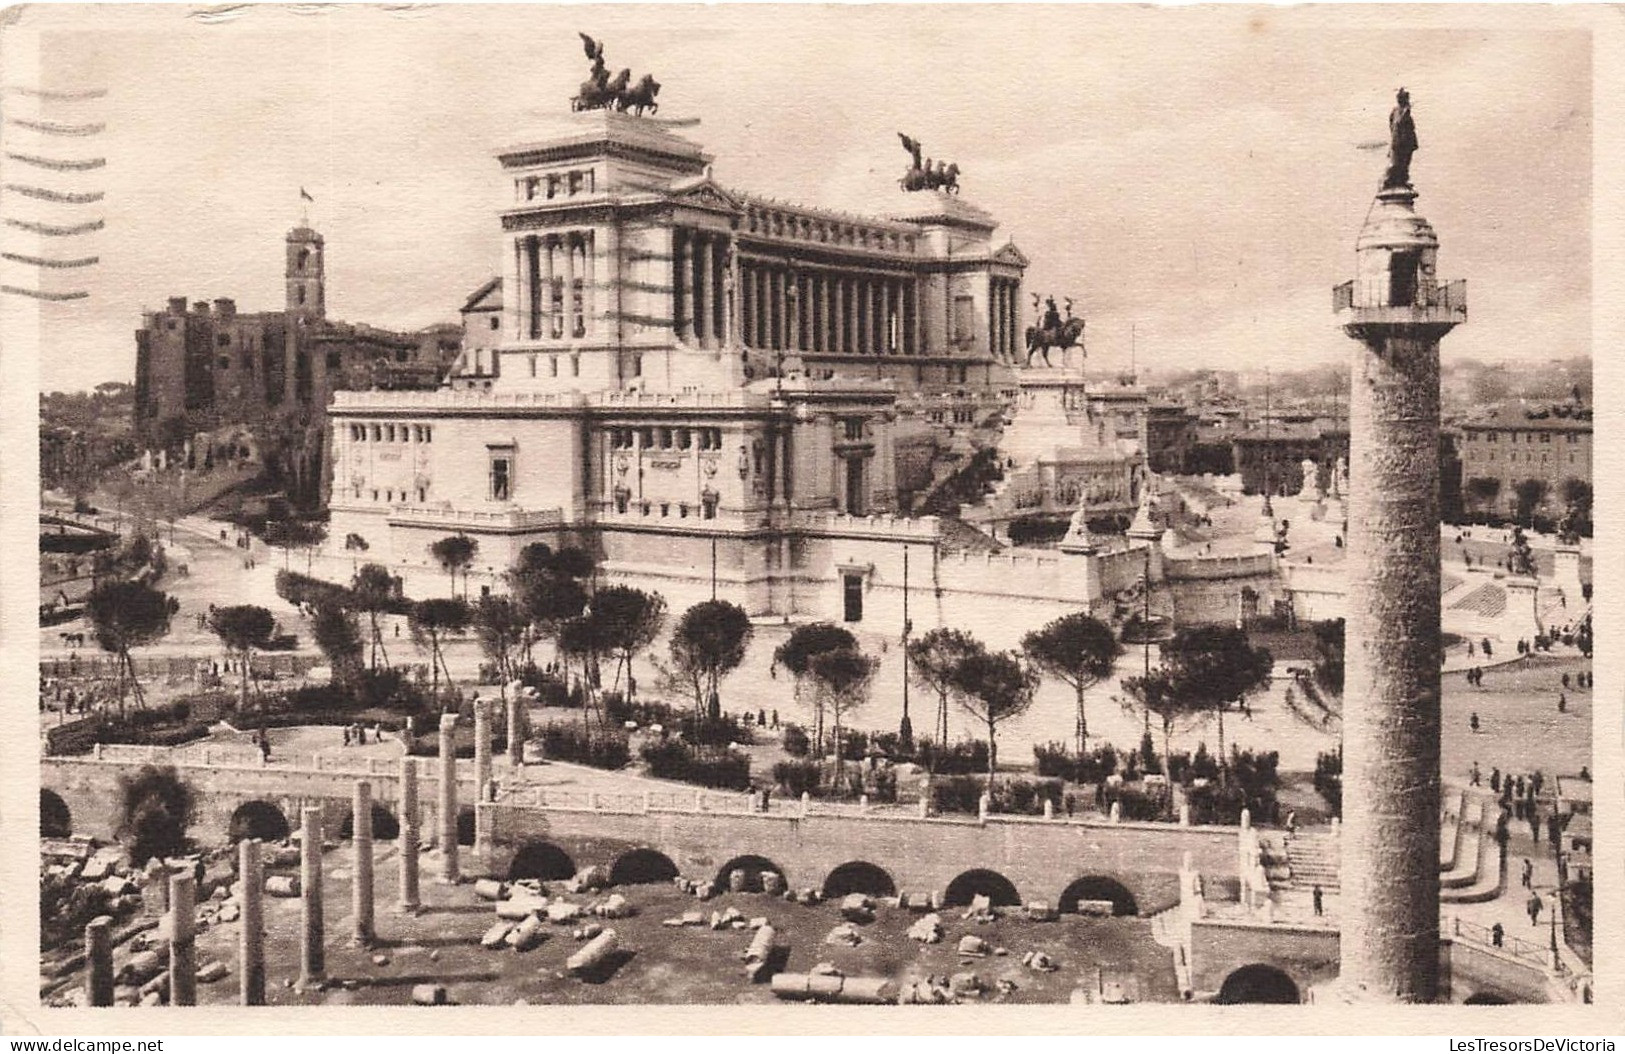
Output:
[{"xmin": 1335, "ymin": 88, "xmax": 1466, "ymax": 1002}]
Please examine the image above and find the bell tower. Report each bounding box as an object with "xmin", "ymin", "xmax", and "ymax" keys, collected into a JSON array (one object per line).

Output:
[{"xmin": 286, "ymin": 226, "xmax": 326, "ymax": 320}]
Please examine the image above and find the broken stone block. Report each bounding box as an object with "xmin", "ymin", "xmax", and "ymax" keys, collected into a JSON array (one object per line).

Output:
[
  {"xmin": 993, "ymin": 947, "xmax": 1008, "ymax": 957},
  {"xmin": 264, "ymin": 875, "xmax": 299, "ymax": 898},
  {"xmin": 473, "ymin": 879, "xmax": 508, "ymax": 901},
  {"xmin": 565, "ymin": 928, "xmax": 618, "ymax": 974},
  {"xmin": 1026, "ymin": 901, "xmax": 1058, "ymax": 921},
  {"xmin": 693, "ymin": 881, "xmax": 715, "ymax": 900},
  {"xmin": 970, "ymin": 894, "xmax": 992, "ymax": 914},
  {"xmin": 566, "ymin": 865, "xmax": 609, "ymax": 894},
  {"xmin": 481, "ymin": 921, "xmax": 514, "ymax": 949},
  {"xmin": 101, "ymin": 876, "xmax": 135, "ymax": 897},
  {"xmin": 506, "ymin": 915, "xmax": 544, "ymax": 952},
  {"xmin": 371, "ymin": 954, "xmax": 390, "ymax": 966},
  {"xmin": 956, "ymin": 934, "xmax": 991, "ymax": 957},
  {"xmin": 117, "ymin": 951, "xmax": 164, "ymax": 986},
  {"xmin": 728, "ymin": 868, "xmax": 748, "ymax": 894},
  {"xmin": 949, "ymin": 971, "xmax": 983, "ymax": 996},
  {"xmin": 749, "ymin": 917, "xmax": 769, "ymax": 930},
  {"xmin": 824, "ymin": 924, "xmax": 862, "ymax": 947},
  {"xmin": 572, "ymin": 922, "xmax": 603, "ymax": 941},
  {"xmin": 680, "ymin": 910, "xmax": 705, "ymax": 926},
  {"xmin": 906, "ymin": 914, "xmax": 944, "ymax": 943},
  {"xmin": 840, "ymin": 893, "xmax": 875, "ymax": 923},
  {"xmin": 709, "ymin": 911, "xmax": 725, "ymax": 931},
  {"xmin": 594, "ymin": 893, "xmax": 631, "ymax": 919},
  {"xmin": 411, "ymin": 984, "xmax": 448, "ymax": 1006},
  {"xmin": 218, "ymin": 903, "xmax": 240, "ymax": 923},
  {"xmin": 1023, "ymin": 951, "xmax": 1058, "ymax": 972},
  {"xmin": 761, "ymin": 871, "xmax": 785, "ymax": 895},
  {"xmin": 544, "ymin": 901, "xmax": 583, "ymax": 924},
  {"xmin": 810, "ymin": 961, "xmax": 842, "ymax": 977},
  {"xmin": 496, "ymin": 897, "xmax": 545, "ymax": 921}
]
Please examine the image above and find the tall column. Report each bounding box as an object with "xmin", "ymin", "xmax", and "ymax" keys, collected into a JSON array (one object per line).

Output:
[
  {"xmin": 438, "ymin": 712, "xmax": 459, "ymax": 883},
  {"xmin": 834, "ymin": 278, "xmax": 846, "ymax": 352},
  {"xmin": 848, "ymin": 277, "xmax": 861, "ymax": 353},
  {"xmin": 672, "ymin": 230, "xmax": 688, "ymax": 343},
  {"xmin": 474, "ymin": 697, "xmax": 492, "ymax": 805},
  {"xmin": 525, "ymin": 237, "xmax": 541, "ymax": 341},
  {"xmin": 539, "ymin": 236, "xmax": 554, "ymax": 339},
  {"xmin": 564, "ymin": 233, "xmax": 579, "ymax": 340},
  {"xmin": 870, "ymin": 280, "xmax": 883, "ymax": 354},
  {"xmin": 298, "ymin": 805, "xmax": 324, "ymax": 988},
  {"xmin": 689, "ymin": 231, "xmax": 706, "ymax": 346},
  {"xmin": 1337, "ymin": 176, "xmax": 1459, "ymax": 1002},
  {"xmin": 169, "ymin": 872, "xmax": 196, "ymax": 1005},
  {"xmin": 816, "ymin": 275, "xmax": 829, "ymax": 352},
  {"xmin": 85, "ymin": 916, "xmax": 114, "ymax": 1007},
  {"xmin": 398, "ymin": 757, "xmax": 421, "ymax": 913},
  {"xmin": 906, "ymin": 281, "xmax": 920, "ymax": 354},
  {"xmin": 712, "ymin": 237, "xmax": 728, "ymax": 345},
  {"xmin": 506, "ymin": 693, "xmax": 523, "ymax": 768},
  {"xmin": 351, "ymin": 780, "xmax": 374, "ymax": 945},
  {"xmin": 238, "ymin": 838, "xmax": 265, "ymax": 1005},
  {"xmin": 719, "ymin": 238, "xmax": 733, "ymax": 348}
]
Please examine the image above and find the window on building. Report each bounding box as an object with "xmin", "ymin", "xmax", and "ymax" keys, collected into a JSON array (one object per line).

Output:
[
  {"xmin": 371, "ymin": 424, "xmax": 382, "ymax": 441},
  {"xmin": 529, "ymin": 355, "xmax": 537, "ymax": 378},
  {"xmin": 1540, "ymin": 433, "xmax": 1551, "ymax": 444},
  {"xmin": 400, "ymin": 427, "xmax": 408, "ymax": 443},
  {"xmin": 424, "ymin": 426, "xmax": 432, "ymax": 443},
  {"xmin": 844, "ymin": 418, "xmax": 864, "ymax": 441},
  {"xmin": 550, "ymin": 355, "xmax": 559, "ymax": 377},
  {"xmin": 659, "ymin": 427, "xmax": 673, "ymax": 449},
  {"xmin": 640, "ymin": 427, "xmax": 655, "ymax": 449},
  {"xmin": 676, "ymin": 428, "xmax": 691, "ymax": 450},
  {"xmin": 386, "ymin": 424, "xmax": 396, "ymax": 442},
  {"xmin": 298, "ymin": 287, "xmax": 307, "ymax": 305},
  {"xmin": 418, "ymin": 487, "xmax": 427, "ymax": 502},
  {"xmin": 571, "ymin": 355, "xmax": 580, "ymax": 377},
  {"xmin": 490, "ymin": 316, "xmax": 499, "ymax": 331},
  {"xmin": 633, "ymin": 354, "xmax": 643, "ymax": 378},
  {"xmin": 372, "ymin": 489, "xmax": 379, "ymax": 501},
  {"xmin": 546, "ymin": 175, "xmax": 560, "ymax": 199},
  {"xmin": 843, "ymin": 573, "xmax": 864, "ymax": 623},
  {"xmin": 217, "ymin": 333, "xmax": 231, "ymax": 347},
  {"xmin": 489, "ymin": 453, "xmax": 512, "ymax": 501},
  {"xmin": 568, "ymin": 171, "xmax": 583, "ymax": 195}
]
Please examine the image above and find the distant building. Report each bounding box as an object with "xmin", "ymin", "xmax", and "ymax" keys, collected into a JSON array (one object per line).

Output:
[
  {"xmin": 132, "ymin": 226, "xmax": 458, "ymax": 448},
  {"xmin": 452, "ymin": 277, "xmax": 504, "ymax": 390},
  {"xmin": 1145, "ymin": 402, "xmax": 1198, "ymax": 474},
  {"xmin": 1457, "ymin": 404, "xmax": 1592, "ymax": 522},
  {"xmin": 1229, "ymin": 416, "xmax": 1349, "ymax": 497}
]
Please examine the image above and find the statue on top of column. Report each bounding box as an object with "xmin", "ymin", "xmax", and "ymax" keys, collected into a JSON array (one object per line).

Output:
[
  {"xmin": 1023, "ymin": 293, "xmax": 1085, "ymax": 367},
  {"xmin": 897, "ymin": 133, "xmax": 961, "ymax": 194},
  {"xmin": 1382, "ymin": 88, "xmax": 1418, "ymax": 190},
  {"xmin": 572, "ymin": 35, "xmax": 661, "ymax": 116}
]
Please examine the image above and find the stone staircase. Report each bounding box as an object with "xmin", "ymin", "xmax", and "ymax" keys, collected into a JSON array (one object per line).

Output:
[{"xmin": 1283, "ymin": 832, "xmax": 1340, "ymax": 892}]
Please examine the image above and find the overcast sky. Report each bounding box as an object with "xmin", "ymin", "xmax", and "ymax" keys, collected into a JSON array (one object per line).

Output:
[{"xmin": 8, "ymin": 5, "xmax": 1592, "ymax": 393}]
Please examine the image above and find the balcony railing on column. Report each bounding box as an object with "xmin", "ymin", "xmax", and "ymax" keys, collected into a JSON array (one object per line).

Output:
[{"xmin": 1332, "ymin": 278, "xmax": 1467, "ymax": 314}]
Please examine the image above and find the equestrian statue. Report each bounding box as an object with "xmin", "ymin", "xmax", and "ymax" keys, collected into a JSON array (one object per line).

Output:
[
  {"xmin": 1024, "ymin": 294, "xmax": 1085, "ymax": 367},
  {"xmin": 897, "ymin": 133, "xmax": 960, "ymax": 194},
  {"xmin": 572, "ymin": 34, "xmax": 662, "ymax": 116}
]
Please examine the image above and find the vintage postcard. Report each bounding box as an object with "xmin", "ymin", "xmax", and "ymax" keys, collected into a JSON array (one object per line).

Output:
[{"xmin": 1, "ymin": 2, "xmax": 1619, "ymax": 1035}]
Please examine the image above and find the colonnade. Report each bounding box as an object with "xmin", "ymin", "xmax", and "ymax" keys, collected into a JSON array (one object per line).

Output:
[
  {"xmin": 739, "ymin": 261, "xmax": 919, "ymax": 356},
  {"xmin": 514, "ymin": 231, "xmax": 594, "ymax": 342},
  {"xmin": 989, "ymin": 277, "xmax": 1022, "ymax": 362},
  {"xmin": 672, "ymin": 227, "xmax": 729, "ymax": 349}
]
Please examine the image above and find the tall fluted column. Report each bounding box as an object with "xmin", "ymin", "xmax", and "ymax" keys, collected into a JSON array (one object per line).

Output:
[
  {"xmin": 238, "ymin": 838, "xmax": 265, "ymax": 1005},
  {"xmin": 298, "ymin": 806, "xmax": 324, "ymax": 987},
  {"xmin": 672, "ymin": 230, "xmax": 688, "ymax": 343},
  {"xmin": 506, "ymin": 692, "xmax": 523, "ymax": 768},
  {"xmin": 539, "ymin": 236, "xmax": 554, "ymax": 339},
  {"xmin": 398, "ymin": 757, "xmax": 421, "ymax": 912},
  {"xmin": 693, "ymin": 231, "xmax": 709, "ymax": 347},
  {"xmin": 85, "ymin": 916, "xmax": 114, "ymax": 1007},
  {"xmin": 438, "ymin": 712, "xmax": 459, "ymax": 883},
  {"xmin": 474, "ymin": 697, "xmax": 492, "ymax": 805},
  {"xmin": 168, "ymin": 871, "xmax": 197, "ymax": 1005},
  {"xmin": 564, "ymin": 233, "xmax": 579, "ymax": 340}
]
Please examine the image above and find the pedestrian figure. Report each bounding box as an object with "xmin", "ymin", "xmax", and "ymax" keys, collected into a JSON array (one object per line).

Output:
[
  {"xmin": 1521, "ymin": 858, "xmax": 1533, "ymax": 889},
  {"xmin": 1548, "ymin": 814, "xmax": 1562, "ymax": 846},
  {"xmin": 1490, "ymin": 768, "xmax": 1501, "ymax": 793},
  {"xmin": 1561, "ymin": 672, "xmax": 1570, "ymax": 689},
  {"xmin": 1064, "ymin": 793, "xmax": 1076, "ymax": 818},
  {"xmin": 1491, "ymin": 922, "xmax": 1504, "ymax": 947},
  {"xmin": 1470, "ymin": 761, "xmax": 1481, "ymax": 787},
  {"xmin": 1528, "ymin": 894, "xmax": 1543, "ymax": 927},
  {"xmin": 1312, "ymin": 885, "xmax": 1323, "ymax": 917},
  {"xmin": 771, "ymin": 709, "xmax": 779, "ymax": 729},
  {"xmin": 1558, "ymin": 693, "xmax": 1567, "ymax": 713},
  {"xmin": 1470, "ymin": 712, "xmax": 1480, "ymax": 734}
]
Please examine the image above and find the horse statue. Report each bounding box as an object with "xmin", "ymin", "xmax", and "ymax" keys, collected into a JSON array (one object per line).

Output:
[
  {"xmin": 1024, "ymin": 295, "xmax": 1085, "ymax": 367},
  {"xmin": 929, "ymin": 161, "xmax": 960, "ymax": 194},
  {"xmin": 897, "ymin": 133, "xmax": 960, "ymax": 194},
  {"xmin": 616, "ymin": 73, "xmax": 661, "ymax": 116},
  {"xmin": 573, "ymin": 33, "xmax": 612, "ymax": 111}
]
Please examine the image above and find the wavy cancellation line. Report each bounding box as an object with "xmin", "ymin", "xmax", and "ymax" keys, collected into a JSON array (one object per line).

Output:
[
  {"xmin": 2, "ymin": 86, "xmax": 107, "ymax": 101},
  {"xmin": 6, "ymin": 118, "xmax": 106, "ymax": 137},
  {"xmin": 3, "ymin": 217, "xmax": 104, "ymax": 236},
  {"xmin": 1, "ymin": 251, "xmax": 99, "ymax": 269},
  {"xmin": 0, "ymin": 284, "xmax": 88, "ymax": 300},
  {"xmin": 2, "ymin": 184, "xmax": 104, "ymax": 204},
  {"xmin": 5, "ymin": 152, "xmax": 107, "ymax": 172}
]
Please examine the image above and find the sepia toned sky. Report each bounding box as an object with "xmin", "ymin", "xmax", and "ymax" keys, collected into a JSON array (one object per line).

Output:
[{"xmin": 9, "ymin": 5, "xmax": 1592, "ymax": 393}]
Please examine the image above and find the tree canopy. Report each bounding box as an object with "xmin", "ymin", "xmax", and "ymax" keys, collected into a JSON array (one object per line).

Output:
[
  {"xmin": 952, "ymin": 647, "xmax": 1039, "ymax": 788},
  {"xmin": 85, "ymin": 579, "xmax": 173, "ymax": 712},
  {"xmin": 1022, "ymin": 612, "xmax": 1121, "ymax": 754},
  {"xmin": 209, "ymin": 604, "xmax": 278, "ymax": 711},
  {"xmin": 907, "ymin": 627, "xmax": 986, "ymax": 746},
  {"xmin": 669, "ymin": 600, "xmax": 753, "ymax": 718},
  {"xmin": 806, "ymin": 645, "xmax": 878, "ymax": 773},
  {"xmin": 429, "ymin": 534, "xmax": 479, "ymax": 597}
]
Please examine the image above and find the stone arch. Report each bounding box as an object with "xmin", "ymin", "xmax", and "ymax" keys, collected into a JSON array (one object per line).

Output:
[
  {"xmin": 229, "ymin": 800, "xmax": 290, "ymax": 843},
  {"xmin": 339, "ymin": 802, "xmax": 400, "ymax": 841},
  {"xmin": 609, "ymin": 848, "xmax": 679, "ymax": 886},
  {"xmin": 508, "ymin": 841, "xmax": 576, "ymax": 881},
  {"xmin": 1059, "ymin": 874, "xmax": 1139, "ymax": 916},
  {"xmin": 822, "ymin": 861, "xmax": 897, "ymax": 899},
  {"xmin": 1216, "ymin": 964, "xmax": 1301, "ymax": 1004},
  {"xmin": 40, "ymin": 790, "xmax": 71, "ymax": 838},
  {"xmin": 713, "ymin": 855, "xmax": 786, "ymax": 893},
  {"xmin": 1463, "ymin": 992, "xmax": 1513, "ymax": 1005},
  {"xmin": 944, "ymin": 868, "xmax": 1020, "ymax": 907}
]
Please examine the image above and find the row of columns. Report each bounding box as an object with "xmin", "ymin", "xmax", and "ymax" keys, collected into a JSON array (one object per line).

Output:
[
  {"xmin": 990, "ymin": 277, "xmax": 1021, "ymax": 362},
  {"xmin": 672, "ymin": 227, "xmax": 728, "ymax": 349},
  {"xmin": 86, "ymin": 698, "xmax": 518, "ymax": 1006},
  {"xmin": 517, "ymin": 231, "xmax": 593, "ymax": 342},
  {"xmin": 740, "ymin": 262, "xmax": 919, "ymax": 356}
]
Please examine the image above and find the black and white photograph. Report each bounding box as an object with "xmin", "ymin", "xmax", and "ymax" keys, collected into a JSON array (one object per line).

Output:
[{"xmin": 4, "ymin": 3, "xmax": 1615, "ymax": 1029}]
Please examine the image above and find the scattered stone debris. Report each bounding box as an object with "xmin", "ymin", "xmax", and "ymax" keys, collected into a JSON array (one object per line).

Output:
[
  {"xmin": 743, "ymin": 923, "xmax": 779, "ymax": 983},
  {"xmin": 748, "ymin": 917, "xmax": 769, "ymax": 930},
  {"xmin": 839, "ymin": 893, "xmax": 875, "ymax": 923},
  {"xmin": 906, "ymin": 914, "xmax": 944, "ymax": 943},
  {"xmin": 371, "ymin": 954, "xmax": 390, "ymax": 967},
  {"xmin": 949, "ymin": 971, "xmax": 983, "ymax": 996},
  {"xmin": 995, "ymin": 978, "xmax": 1019, "ymax": 995},
  {"xmin": 956, "ymin": 934, "xmax": 991, "ymax": 957},
  {"xmin": 496, "ymin": 897, "xmax": 545, "ymax": 921},
  {"xmin": 771, "ymin": 972, "xmax": 897, "ymax": 1004},
  {"xmin": 565, "ymin": 928, "xmax": 618, "ymax": 974},
  {"xmin": 480, "ymin": 921, "xmax": 513, "ymax": 949},
  {"xmin": 693, "ymin": 881, "xmax": 716, "ymax": 900},
  {"xmin": 593, "ymin": 894, "xmax": 632, "ymax": 919},
  {"xmin": 506, "ymin": 915, "xmax": 545, "ymax": 952},
  {"xmin": 473, "ymin": 879, "xmax": 509, "ymax": 901},
  {"xmin": 264, "ymin": 875, "xmax": 299, "ymax": 898},
  {"xmin": 195, "ymin": 961, "xmax": 228, "ymax": 984},
  {"xmin": 544, "ymin": 900, "xmax": 583, "ymax": 924},
  {"xmin": 1022, "ymin": 950, "xmax": 1058, "ymax": 972},
  {"xmin": 571, "ymin": 922, "xmax": 603, "ymax": 941},
  {"xmin": 1025, "ymin": 901, "xmax": 1059, "ymax": 922},
  {"xmin": 761, "ymin": 871, "xmax": 786, "ymax": 896},
  {"xmin": 564, "ymin": 866, "xmax": 609, "ymax": 894},
  {"xmin": 411, "ymin": 984, "xmax": 449, "ymax": 1006}
]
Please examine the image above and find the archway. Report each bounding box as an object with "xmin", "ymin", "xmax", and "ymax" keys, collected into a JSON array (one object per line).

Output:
[
  {"xmin": 1464, "ymin": 992, "xmax": 1513, "ymax": 1005},
  {"xmin": 1060, "ymin": 875, "xmax": 1139, "ymax": 916},
  {"xmin": 340, "ymin": 802, "xmax": 400, "ymax": 841},
  {"xmin": 943, "ymin": 868, "xmax": 1020, "ymax": 908},
  {"xmin": 40, "ymin": 790, "xmax": 71, "ymax": 838},
  {"xmin": 457, "ymin": 807, "xmax": 476, "ymax": 847},
  {"xmin": 609, "ymin": 848, "xmax": 679, "ymax": 886},
  {"xmin": 822, "ymin": 861, "xmax": 897, "ymax": 899},
  {"xmin": 1217, "ymin": 964, "xmax": 1300, "ymax": 1004},
  {"xmin": 508, "ymin": 841, "xmax": 576, "ymax": 881},
  {"xmin": 713, "ymin": 855, "xmax": 786, "ymax": 893},
  {"xmin": 228, "ymin": 800, "xmax": 290, "ymax": 843}
]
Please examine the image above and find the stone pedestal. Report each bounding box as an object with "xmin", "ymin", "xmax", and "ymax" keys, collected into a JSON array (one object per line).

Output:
[{"xmin": 1552, "ymin": 546, "xmax": 1584, "ymax": 606}]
